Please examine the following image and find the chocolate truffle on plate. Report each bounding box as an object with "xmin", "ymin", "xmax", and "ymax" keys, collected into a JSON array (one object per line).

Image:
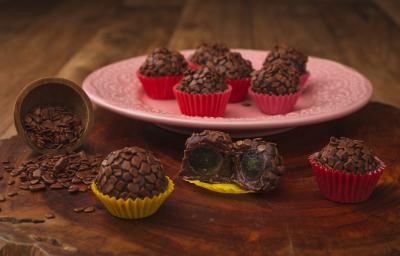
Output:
[
  {"xmin": 233, "ymin": 138, "xmax": 284, "ymax": 192},
  {"xmin": 315, "ymin": 137, "xmax": 379, "ymax": 173},
  {"xmin": 263, "ymin": 44, "xmax": 308, "ymax": 74},
  {"xmin": 139, "ymin": 47, "xmax": 187, "ymax": 77},
  {"xmin": 251, "ymin": 61, "xmax": 300, "ymax": 96},
  {"xmin": 180, "ymin": 130, "xmax": 234, "ymax": 183},
  {"xmin": 189, "ymin": 42, "xmax": 230, "ymax": 66},
  {"xmin": 137, "ymin": 47, "xmax": 188, "ymax": 99},
  {"xmin": 95, "ymin": 147, "xmax": 168, "ymax": 199},
  {"xmin": 174, "ymin": 68, "xmax": 231, "ymax": 116},
  {"xmin": 176, "ymin": 67, "xmax": 228, "ymax": 94},
  {"xmin": 207, "ymin": 52, "xmax": 253, "ymax": 80}
]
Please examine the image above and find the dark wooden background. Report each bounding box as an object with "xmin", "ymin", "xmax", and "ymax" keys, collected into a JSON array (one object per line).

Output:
[
  {"xmin": 0, "ymin": 0, "xmax": 400, "ymax": 139},
  {"xmin": 1, "ymin": 1, "xmax": 400, "ymax": 255}
]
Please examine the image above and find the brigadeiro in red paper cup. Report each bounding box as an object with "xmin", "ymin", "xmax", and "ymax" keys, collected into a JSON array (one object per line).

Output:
[
  {"xmin": 249, "ymin": 61, "xmax": 301, "ymax": 115},
  {"xmin": 309, "ymin": 137, "xmax": 385, "ymax": 203},
  {"xmin": 207, "ymin": 52, "xmax": 253, "ymax": 103},
  {"xmin": 187, "ymin": 42, "xmax": 230, "ymax": 69},
  {"xmin": 263, "ymin": 44, "xmax": 309, "ymax": 90},
  {"xmin": 173, "ymin": 67, "xmax": 231, "ymax": 117},
  {"xmin": 137, "ymin": 47, "xmax": 187, "ymax": 99}
]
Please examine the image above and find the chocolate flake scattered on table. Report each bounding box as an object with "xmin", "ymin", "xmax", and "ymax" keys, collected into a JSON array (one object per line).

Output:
[
  {"xmin": 23, "ymin": 105, "xmax": 84, "ymax": 149},
  {"xmin": 0, "ymin": 195, "xmax": 5, "ymax": 202},
  {"xmin": 45, "ymin": 213, "xmax": 55, "ymax": 219},
  {"xmin": 73, "ymin": 207, "xmax": 84, "ymax": 213},
  {"xmin": 83, "ymin": 206, "xmax": 95, "ymax": 213},
  {"xmin": 5, "ymin": 150, "xmax": 102, "ymax": 193}
]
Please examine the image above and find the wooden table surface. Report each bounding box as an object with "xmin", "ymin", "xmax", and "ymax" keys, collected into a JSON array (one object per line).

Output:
[{"xmin": 1, "ymin": 0, "xmax": 400, "ymax": 255}]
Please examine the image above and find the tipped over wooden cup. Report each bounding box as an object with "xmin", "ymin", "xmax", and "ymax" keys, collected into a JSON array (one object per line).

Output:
[{"xmin": 14, "ymin": 77, "xmax": 93, "ymax": 154}]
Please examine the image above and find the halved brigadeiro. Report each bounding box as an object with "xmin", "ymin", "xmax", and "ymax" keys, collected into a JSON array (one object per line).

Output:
[{"xmin": 180, "ymin": 130, "xmax": 234, "ymax": 183}]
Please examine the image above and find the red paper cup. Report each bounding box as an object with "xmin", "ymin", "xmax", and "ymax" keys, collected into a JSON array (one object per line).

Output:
[
  {"xmin": 249, "ymin": 88, "xmax": 301, "ymax": 115},
  {"xmin": 299, "ymin": 71, "xmax": 310, "ymax": 90},
  {"xmin": 309, "ymin": 154, "xmax": 385, "ymax": 203},
  {"xmin": 226, "ymin": 78, "xmax": 251, "ymax": 103},
  {"xmin": 173, "ymin": 85, "xmax": 232, "ymax": 117},
  {"xmin": 137, "ymin": 71, "xmax": 183, "ymax": 100},
  {"xmin": 188, "ymin": 61, "xmax": 200, "ymax": 70}
]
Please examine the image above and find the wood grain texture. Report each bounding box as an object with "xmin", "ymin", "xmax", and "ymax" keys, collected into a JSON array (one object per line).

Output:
[
  {"xmin": 0, "ymin": 0, "xmax": 400, "ymax": 140},
  {"xmin": 0, "ymin": 102, "xmax": 399, "ymax": 255}
]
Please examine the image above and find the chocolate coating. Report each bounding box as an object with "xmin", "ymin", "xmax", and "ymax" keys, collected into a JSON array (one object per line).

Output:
[
  {"xmin": 251, "ymin": 61, "xmax": 300, "ymax": 95},
  {"xmin": 189, "ymin": 42, "xmax": 230, "ymax": 66},
  {"xmin": 95, "ymin": 147, "xmax": 168, "ymax": 200},
  {"xmin": 233, "ymin": 138, "xmax": 284, "ymax": 192},
  {"xmin": 176, "ymin": 67, "xmax": 228, "ymax": 94},
  {"xmin": 139, "ymin": 47, "xmax": 187, "ymax": 76},
  {"xmin": 180, "ymin": 130, "xmax": 234, "ymax": 183},
  {"xmin": 263, "ymin": 44, "xmax": 308, "ymax": 73},
  {"xmin": 206, "ymin": 52, "xmax": 253, "ymax": 80},
  {"xmin": 315, "ymin": 137, "xmax": 379, "ymax": 173}
]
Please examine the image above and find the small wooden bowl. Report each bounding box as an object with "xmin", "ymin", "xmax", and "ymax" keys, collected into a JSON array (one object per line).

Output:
[{"xmin": 14, "ymin": 77, "xmax": 93, "ymax": 154}]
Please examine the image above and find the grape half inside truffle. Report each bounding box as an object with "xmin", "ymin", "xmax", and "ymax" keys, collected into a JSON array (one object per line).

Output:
[
  {"xmin": 240, "ymin": 150, "xmax": 265, "ymax": 180},
  {"xmin": 188, "ymin": 145, "xmax": 223, "ymax": 175}
]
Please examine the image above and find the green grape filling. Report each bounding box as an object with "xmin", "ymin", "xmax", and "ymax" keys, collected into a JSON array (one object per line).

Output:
[
  {"xmin": 241, "ymin": 150, "xmax": 264, "ymax": 179},
  {"xmin": 188, "ymin": 145, "xmax": 223, "ymax": 174}
]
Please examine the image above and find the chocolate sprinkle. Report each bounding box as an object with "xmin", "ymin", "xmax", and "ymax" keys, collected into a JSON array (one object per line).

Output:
[
  {"xmin": 176, "ymin": 67, "xmax": 228, "ymax": 94},
  {"xmin": 206, "ymin": 52, "xmax": 253, "ymax": 80},
  {"xmin": 251, "ymin": 61, "xmax": 300, "ymax": 95},
  {"xmin": 189, "ymin": 42, "xmax": 230, "ymax": 66},
  {"xmin": 23, "ymin": 105, "xmax": 84, "ymax": 150},
  {"xmin": 315, "ymin": 137, "xmax": 379, "ymax": 173},
  {"xmin": 95, "ymin": 147, "xmax": 168, "ymax": 200},
  {"xmin": 139, "ymin": 47, "xmax": 187, "ymax": 76},
  {"xmin": 263, "ymin": 44, "xmax": 308, "ymax": 74}
]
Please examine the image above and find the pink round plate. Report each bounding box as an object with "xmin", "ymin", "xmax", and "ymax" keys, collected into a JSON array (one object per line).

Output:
[{"xmin": 82, "ymin": 49, "xmax": 372, "ymax": 137}]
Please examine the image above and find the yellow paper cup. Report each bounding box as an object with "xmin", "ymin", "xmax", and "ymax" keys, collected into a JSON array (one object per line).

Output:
[
  {"xmin": 184, "ymin": 179, "xmax": 254, "ymax": 194},
  {"xmin": 91, "ymin": 176, "xmax": 174, "ymax": 219}
]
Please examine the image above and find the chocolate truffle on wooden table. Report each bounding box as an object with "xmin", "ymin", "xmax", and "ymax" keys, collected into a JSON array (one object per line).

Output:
[
  {"xmin": 189, "ymin": 42, "xmax": 230, "ymax": 66},
  {"xmin": 180, "ymin": 130, "xmax": 234, "ymax": 183},
  {"xmin": 315, "ymin": 137, "xmax": 379, "ymax": 173},
  {"xmin": 310, "ymin": 137, "xmax": 384, "ymax": 203},
  {"xmin": 263, "ymin": 44, "xmax": 308, "ymax": 74},
  {"xmin": 176, "ymin": 67, "xmax": 228, "ymax": 94},
  {"xmin": 251, "ymin": 61, "xmax": 300, "ymax": 96},
  {"xmin": 206, "ymin": 52, "xmax": 253, "ymax": 80},
  {"xmin": 95, "ymin": 147, "xmax": 168, "ymax": 199},
  {"xmin": 139, "ymin": 47, "xmax": 187, "ymax": 76},
  {"xmin": 233, "ymin": 138, "xmax": 284, "ymax": 192}
]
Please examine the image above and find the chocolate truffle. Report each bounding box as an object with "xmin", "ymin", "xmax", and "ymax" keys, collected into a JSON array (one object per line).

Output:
[
  {"xmin": 206, "ymin": 52, "xmax": 253, "ymax": 80},
  {"xmin": 180, "ymin": 130, "xmax": 234, "ymax": 183},
  {"xmin": 176, "ymin": 67, "xmax": 228, "ymax": 94},
  {"xmin": 189, "ymin": 42, "xmax": 230, "ymax": 66},
  {"xmin": 315, "ymin": 137, "xmax": 379, "ymax": 173},
  {"xmin": 251, "ymin": 61, "xmax": 300, "ymax": 95},
  {"xmin": 95, "ymin": 147, "xmax": 168, "ymax": 199},
  {"xmin": 263, "ymin": 44, "xmax": 308, "ymax": 74},
  {"xmin": 233, "ymin": 138, "xmax": 284, "ymax": 192},
  {"xmin": 139, "ymin": 47, "xmax": 187, "ymax": 76}
]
